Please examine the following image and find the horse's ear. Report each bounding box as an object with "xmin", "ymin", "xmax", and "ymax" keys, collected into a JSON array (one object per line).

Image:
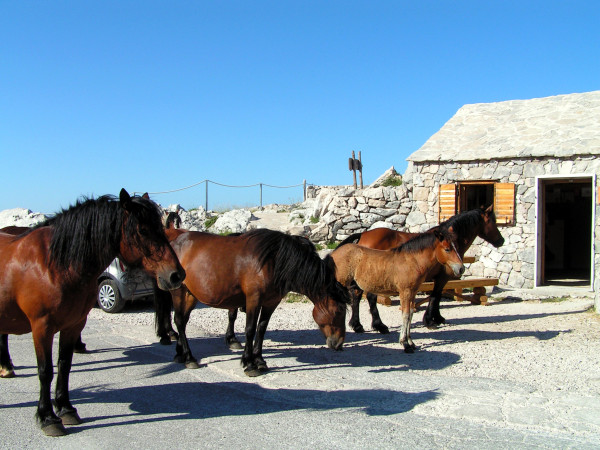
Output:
[
  {"xmin": 119, "ymin": 188, "xmax": 133, "ymax": 211},
  {"xmin": 433, "ymin": 229, "xmax": 444, "ymax": 241},
  {"xmin": 484, "ymin": 204, "xmax": 493, "ymax": 215},
  {"xmin": 142, "ymin": 192, "xmax": 150, "ymax": 200}
]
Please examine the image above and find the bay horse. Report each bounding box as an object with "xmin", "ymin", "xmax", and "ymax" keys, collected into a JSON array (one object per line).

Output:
[
  {"xmin": 0, "ymin": 226, "xmax": 87, "ymax": 380},
  {"xmin": 155, "ymin": 228, "xmax": 350, "ymax": 377},
  {"xmin": 340, "ymin": 206, "xmax": 504, "ymax": 331},
  {"xmin": 0, "ymin": 209, "xmax": 187, "ymax": 377},
  {"xmin": 0, "ymin": 189, "xmax": 185, "ymax": 436},
  {"xmin": 331, "ymin": 228, "xmax": 464, "ymax": 352}
]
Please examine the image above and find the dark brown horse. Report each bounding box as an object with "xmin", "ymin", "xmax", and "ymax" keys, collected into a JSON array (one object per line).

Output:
[
  {"xmin": 0, "ymin": 189, "xmax": 185, "ymax": 436},
  {"xmin": 332, "ymin": 228, "xmax": 464, "ymax": 352},
  {"xmin": 155, "ymin": 228, "xmax": 350, "ymax": 377},
  {"xmin": 340, "ymin": 206, "xmax": 504, "ymax": 331}
]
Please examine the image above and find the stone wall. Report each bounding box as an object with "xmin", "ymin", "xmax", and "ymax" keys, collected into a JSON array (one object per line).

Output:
[{"xmin": 300, "ymin": 157, "xmax": 599, "ymax": 293}]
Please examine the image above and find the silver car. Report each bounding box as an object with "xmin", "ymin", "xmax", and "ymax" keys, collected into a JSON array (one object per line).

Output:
[{"xmin": 97, "ymin": 259, "xmax": 155, "ymax": 313}]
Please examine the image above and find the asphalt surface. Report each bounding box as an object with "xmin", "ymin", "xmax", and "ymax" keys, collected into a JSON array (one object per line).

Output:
[{"xmin": 1, "ymin": 294, "xmax": 599, "ymax": 449}]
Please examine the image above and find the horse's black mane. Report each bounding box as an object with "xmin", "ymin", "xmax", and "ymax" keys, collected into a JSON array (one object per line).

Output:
[
  {"xmin": 392, "ymin": 228, "xmax": 454, "ymax": 253},
  {"xmin": 245, "ymin": 228, "xmax": 350, "ymax": 306},
  {"xmin": 438, "ymin": 208, "xmax": 487, "ymax": 238},
  {"xmin": 42, "ymin": 194, "xmax": 164, "ymax": 273}
]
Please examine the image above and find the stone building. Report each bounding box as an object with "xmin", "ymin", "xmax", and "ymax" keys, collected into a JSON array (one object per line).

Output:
[{"xmin": 404, "ymin": 91, "xmax": 599, "ymax": 299}]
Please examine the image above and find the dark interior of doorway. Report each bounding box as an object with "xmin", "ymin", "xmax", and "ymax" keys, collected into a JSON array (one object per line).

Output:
[{"xmin": 543, "ymin": 179, "xmax": 592, "ymax": 286}]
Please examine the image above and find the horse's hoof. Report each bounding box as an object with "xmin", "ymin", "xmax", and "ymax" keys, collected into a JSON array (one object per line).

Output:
[
  {"xmin": 403, "ymin": 346, "xmax": 415, "ymax": 354},
  {"xmin": 227, "ymin": 341, "xmax": 243, "ymax": 350},
  {"xmin": 58, "ymin": 410, "xmax": 82, "ymax": 426},
  {"xmin": 174, "ymin": 354, "xmax": 185, "ymax": 364},
  {"xmin": 373, "ymin": 323, "xmax": 390, "ymax": 334},
  {"xmin": 244, "ymin": 367, "xmax": 262, "ymax": 377},
  {"xmin": 41, "ymin": 422, "xmax": 68, "ymax": 437},
  {"xmin": 0, "ymin": 368, "xmax": 15, "ymax": 378},
  {"xmin": 160, "ymin": 336, "xmax": 172, "ymax": 346},
  {"xmin": 351, "ymin": 323, "xmax": 365, "ymax": 333},
  {"xmin": 185, "ymin": 360, "xmax": 200, "ymax": 369},
  {"xmin": 256, "ymin": 361, "xmax": 269, "ymax": 372},
  {"xmin": 169, "ymin": 331, "xmax": 179, "ymax": 342}
]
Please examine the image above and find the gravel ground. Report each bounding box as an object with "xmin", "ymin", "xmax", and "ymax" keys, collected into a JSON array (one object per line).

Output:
[{"xmin": 89, "ymin": 289, "xmax": 600, "ymax": 397}]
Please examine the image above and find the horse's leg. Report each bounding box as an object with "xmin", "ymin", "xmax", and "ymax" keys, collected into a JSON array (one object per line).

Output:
[
  {"xmin": 348, "ymin": 283, "xmax": 366, "ymax": 333},
  {"xmin": 73, "ymin": 334, "xmax": 87, "ymax": 354},
  {"xmin": 399, "ymin": 296, "xmax": 415, "ymax": 353},
  {"xmin": 31, "ymin": 323, "xmax": 66, "ymax": 436},
  {"xmin": 241, "ymin": 302, "xmax": 262, "ymax": 377},
  {"xmin": 423, "ymin": 274, "xmax": 449, "ymax": 328},
  {"xmin": 54, "ymin": 329, "xmax": 82, "ymax": 426},
  {"xmin": 154, "ymin": 285, "xmax": 178, "ymax": 345},
  {"xmin": 225, "ymin": 308, "xmax": 243, "ymax": 350},
  {"xmin": 365, "ymin": 293, "xmax": 390, "ymax": 334},
  {"xmin": 0, "ymin": 334, "xmax": 15, "ymax": 378},
  {"xmin": 172, "ymin": 289, "xmax": 199, "ymax": 369},
  {"xmin": 252, "ymin": 304, "xmax": 277, "ymax": 373}
]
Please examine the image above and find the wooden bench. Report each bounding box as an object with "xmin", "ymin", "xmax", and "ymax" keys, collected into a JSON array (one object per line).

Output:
[{"xmin": 416, "ymin": 277, "xmax": 499, "ymax": 306}]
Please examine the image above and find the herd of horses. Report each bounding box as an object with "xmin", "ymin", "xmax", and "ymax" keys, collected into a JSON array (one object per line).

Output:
[{"xmin": 0, "ymin": 190, "xmax": 504, "ymax": 436}]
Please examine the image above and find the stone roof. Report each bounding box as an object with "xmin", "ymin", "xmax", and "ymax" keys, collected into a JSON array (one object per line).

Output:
[{"xmin": 408, "ymin": 91, "xmax": 600, "ymax": 163}]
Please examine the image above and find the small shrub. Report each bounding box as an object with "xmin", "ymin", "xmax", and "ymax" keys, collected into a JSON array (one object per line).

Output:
[
  {"xmin": 381, "ymin": 176, "xmax": 403, "ymax": 187},
  {"xmin": 204, "ymin": 216, "xmax": 218, "ymax": 229},
  {"xmin": 310, "ymin": 216, "xmax": 319, "ymax": 224}
]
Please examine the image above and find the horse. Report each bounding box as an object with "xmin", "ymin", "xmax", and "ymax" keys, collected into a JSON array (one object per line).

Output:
[
  {"xmin": 0, "ymin": 189, "xmax": 185, "ymax": 436},
  {"xmin": 339, "ymin": 206, "xmax": 504, "ymax": 332},
  {"xmin": 155, "ymin": 228, "xmax": 350, "ymax": 377},
  {"xmin": 0, "ymin": 209, "xmax": 187, "ymax": 377},
  {"xmin": 0, "ymin": 226, "xmax": 88, "ymax": 380},
  {"xmin": 331, "ymin": 228, "xmax": 464, "ymax": 353}
]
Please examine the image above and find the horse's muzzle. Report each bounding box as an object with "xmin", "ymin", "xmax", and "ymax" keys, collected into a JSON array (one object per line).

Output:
[
  {"xmin": 327, "ymin": 335, "xmax": 344, "ymax": 351},
  {"xmin": 450, "ymin": 263, "xmax": 465, "ymax": 278},
  {"xmin": 493, "ymin": 237, "xmax": 505, "ymax": 247},
  {"xmin": 158, "ymin": 268, "xmax": 186, "ymax": 291}
]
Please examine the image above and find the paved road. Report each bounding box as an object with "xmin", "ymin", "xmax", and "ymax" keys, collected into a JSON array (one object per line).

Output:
[{"xmin": 1, "ymin": 297, "xmax": 599, "ymax": 449}]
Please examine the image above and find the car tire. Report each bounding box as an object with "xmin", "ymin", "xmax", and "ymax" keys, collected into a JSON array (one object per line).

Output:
[{"xmin": 97, "ymin": 279, "xmax": 126, "ymax": 313}]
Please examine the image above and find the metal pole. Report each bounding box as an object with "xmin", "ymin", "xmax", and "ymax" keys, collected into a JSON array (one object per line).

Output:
[
  {"xmin": 205, "ymin": 180, "xmax": 208, "ymax": 211},
  {"xmin": 260, "ymin": 183, "xmax": 263, "ymax": 208},
  {"xmin": 303, "ymin": 179, "xmax": 307, "ymax": 201}
]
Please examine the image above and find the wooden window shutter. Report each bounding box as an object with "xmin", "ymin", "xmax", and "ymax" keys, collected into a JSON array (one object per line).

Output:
[
  {"xmin": 494, "ymin": 183, "xmax": 515, "ymax": 225},
  {"xmin": 439, "ymin": 183, "xmax": 457, "ymax": 222}
]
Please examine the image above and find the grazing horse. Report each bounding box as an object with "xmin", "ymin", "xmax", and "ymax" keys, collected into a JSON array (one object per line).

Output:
[
  {"xmin": 340, "ymin": 206, "xmax": 504, "ymax": 331},
  {"xmin": 0, "ymin": 189, "xmax": 185, "ymax": 436},
  {"xmin": 331, "ymin": 229, "xmax": 464, "ymax": 352},
  {"xmin": 155, "ymin": 228, "xmax": 350, "ymax": 377}
]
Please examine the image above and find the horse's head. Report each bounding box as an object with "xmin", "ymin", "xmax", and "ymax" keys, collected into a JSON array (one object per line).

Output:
[
  {"xmin": 311, "ymin": 256, "xmax": 349, "ymax": 351},
  {"xmin": 118, "ymin": 189, "xmax": 186, "ymax": 291},
  {"xmin": 163, "ymin": 211, "xmax": 182, "ymax": 230},
  {"xmin": 479, "ymin": 205, "xmax": 505, "ymax": 248},
  {"xmin": 433, "ymin": 228, "xmax": 465, "ymax": 278}
]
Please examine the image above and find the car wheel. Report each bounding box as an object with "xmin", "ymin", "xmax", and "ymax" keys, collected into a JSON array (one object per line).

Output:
[{"xmin": 97, "ymin": 279, "xmax": 126, "ymax": 313}]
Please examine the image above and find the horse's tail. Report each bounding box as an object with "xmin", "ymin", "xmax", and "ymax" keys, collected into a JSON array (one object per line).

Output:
[{"xmin": 337, "ymin": 232, "xmax": 362, "ymax": 249}]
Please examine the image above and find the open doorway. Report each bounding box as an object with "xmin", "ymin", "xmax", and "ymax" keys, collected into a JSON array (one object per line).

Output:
[{"xmin": 540, "ymin": 177, "xmax": 593, "ymax": 286}]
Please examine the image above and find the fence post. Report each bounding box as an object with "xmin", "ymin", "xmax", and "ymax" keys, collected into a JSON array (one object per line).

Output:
[
  {"xmin": 260, "ymin": 183, "xmax": 263, "ymax": 208},
  {"xmin": 205, "ymin": 180, "xmax": 208, "ymax": 211}
]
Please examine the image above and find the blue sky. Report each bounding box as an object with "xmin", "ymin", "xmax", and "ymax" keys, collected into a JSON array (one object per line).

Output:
[{"xmin": 1, "ymin": 1, "xmax": 598, "ymax": 213}]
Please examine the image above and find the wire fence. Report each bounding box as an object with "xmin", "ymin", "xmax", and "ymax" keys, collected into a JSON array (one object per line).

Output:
[{"xmin": 140, "ymin": 179, "xmax": 308, "ymax": 210}]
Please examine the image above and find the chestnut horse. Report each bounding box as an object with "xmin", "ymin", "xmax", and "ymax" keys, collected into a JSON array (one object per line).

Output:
[
  {"xmin": 0, "ymin": 189, "xmax": 185, "ymax": 436},
  {"xmin": 155, "ymin": 228, "xmax": 350, "ymax": 377},
  {"xmin": 340, "ymin": 206, "xmax": 504, "ymax": 331},
  {"xmin": 331, "ymin": 228, "xmax": 464, "ymax": 352}
]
